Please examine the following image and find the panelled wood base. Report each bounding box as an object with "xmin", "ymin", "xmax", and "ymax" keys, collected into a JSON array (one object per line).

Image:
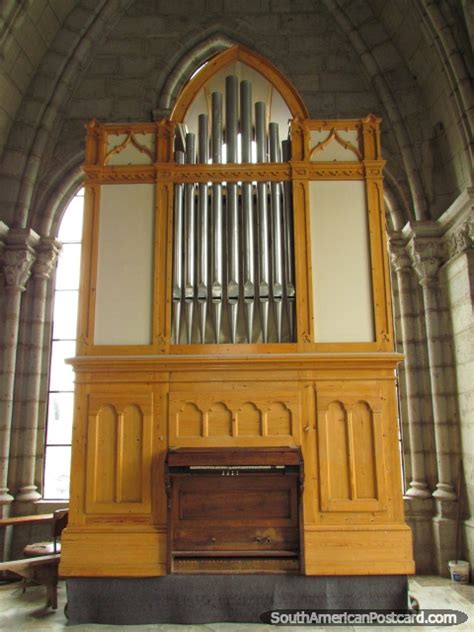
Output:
[{"xmin": 62, "ymin": 352, "xmax": 415, "ymax": 578}]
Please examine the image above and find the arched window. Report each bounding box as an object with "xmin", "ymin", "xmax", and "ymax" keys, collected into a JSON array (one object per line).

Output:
[{"xmin": 43, "ymin": 188, "xmax": 84, "ymax": 499}]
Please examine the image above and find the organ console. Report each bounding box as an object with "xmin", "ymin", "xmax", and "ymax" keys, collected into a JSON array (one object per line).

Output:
[
  {"xmin": 60, "ymin": 45, "xmax": 414, "ymax": 588},
  {"xmin": 166, "ymin": 448, "xmax": 303, "ymax": 573}
]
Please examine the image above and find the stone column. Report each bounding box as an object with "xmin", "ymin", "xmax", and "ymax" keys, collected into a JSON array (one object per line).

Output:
[
  {"xmin": 0, "ymin": 229, "xmax": 38, "ymax": 506},
  {"xmin": 16, "ymin": 238, "xmax": 60, "ymax": 503},
  {"xmin": 408, "ymin": 238, "xmax": 457, "ymax": 500},
  {"xmin": 390, "ymin": 241, "xmax": 431, "ymax": 498}
]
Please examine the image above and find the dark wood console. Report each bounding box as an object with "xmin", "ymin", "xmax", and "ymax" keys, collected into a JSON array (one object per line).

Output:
[{"xmin": 165, "ymin": 447, "xmax": 303, "ymax": 573}]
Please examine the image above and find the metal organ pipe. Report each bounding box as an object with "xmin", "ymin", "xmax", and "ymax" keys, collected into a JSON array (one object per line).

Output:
[
  {"xmin": 171, "ymin": 76, "xmax": 296, "ymax": 345},
  {"xmin": 282, "ymin": 139, "xmax": 295, "ymax": 340},
  {"xmin": 211, "ymin": 91, "xmax": 224, "ymax": 343},
  {"xmin": 225, "ymin": 75, "xmax": 240, "ymax": 344},
  {"xmin": 184, "ymin": 133, "xmax": 196, "ymax": 343},
  {"xmin": 172, "ymin": 150, "xmax": 185, "ymax": 343},
  {"xmin": 269, "ymin": 123, "xmax": 284, "ymax": 343},
  {"xmin": 240, "ymin": 80, "xmax": 256, "ymax": 343},
  {"xmin": 255, "ymin": 101, "xmax": 270, "ymax": 343},
  {"xmin": 197, "ymin": 114, "xmax": 209, "ymax": 343}
]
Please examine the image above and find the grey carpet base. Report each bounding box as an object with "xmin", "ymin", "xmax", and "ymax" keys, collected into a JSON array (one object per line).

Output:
[{"xmin": 66, "ymin": 575, "xmax": 408, "ymax": 625}]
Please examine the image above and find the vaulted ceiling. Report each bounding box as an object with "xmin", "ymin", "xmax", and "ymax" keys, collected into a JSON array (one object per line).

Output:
[{"xmin": 0, "ymin": 0, "xmax": 472, "ymax": 232}]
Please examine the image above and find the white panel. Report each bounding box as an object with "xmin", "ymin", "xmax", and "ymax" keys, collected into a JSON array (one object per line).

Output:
[
  {"xmin": 310, "ymin": 129, "xmax": 360, "ymax": 162},
  {"xmin": 94, "ymin": 184, "xmax": 154, "ymax": 345},
  {"xmin": 106, "ymin": 133, "xmax": 154, "ymax": 165},
  {"xmin": 310, "ymin": 181, "xmax": 375, "ymax": 342}
]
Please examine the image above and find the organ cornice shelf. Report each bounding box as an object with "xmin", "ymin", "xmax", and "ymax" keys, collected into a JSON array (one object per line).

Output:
[{"xmin": 67, "ymin": 352, "xmax": 403, "ymax": 373}]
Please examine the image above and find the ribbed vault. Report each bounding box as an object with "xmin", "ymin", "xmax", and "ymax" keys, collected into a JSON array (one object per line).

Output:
[{"xmin": 0, "ymin": 0, "xmax": 471, "ymax": 232}]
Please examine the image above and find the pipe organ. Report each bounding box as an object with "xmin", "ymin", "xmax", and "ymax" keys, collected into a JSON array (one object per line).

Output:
[{"xmin": 60, "ymin": 47, "xmax": 414, "ymax": 584}]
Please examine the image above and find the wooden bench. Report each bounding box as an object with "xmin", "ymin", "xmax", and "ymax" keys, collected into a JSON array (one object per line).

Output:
[
  {"xmin": 0, "ymin": 510, "xmax": 68, "ymax": 609},
  {"xmin": 0, "ymin": 554, "xmax": 61, "ymax": 609}
]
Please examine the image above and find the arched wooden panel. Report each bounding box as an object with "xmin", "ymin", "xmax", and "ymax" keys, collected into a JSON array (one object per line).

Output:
[
  {"xmin": 317, "ymin": 381, "xmax": 387, "ymax": 513},
  {"xmin": 93, "ymin": 404, "xmax": 117, "ymax": 504},
  {"xmin": 168, "ymin": 387, "xmax": 301, "ymax": 446},
  {"xmin": 236, "ymin": 402, "xmax": 262, "ymax": 437},
  {"xmin": 352, "ymin": 401, "xmax": 377, "ymax": 500},
  {"xmin": 267, "ymin": 402, "xmax": 292, "ymax": 436},
  {"xmin": 177, "ymin": 403, "xmax": 203, "ymax": 437},
  {"xmin": 208, "ymin": 402, "xmax": 232, "ymax": 437},
  {"xmin": 85, "ymin": 393, "xmax": 153, "ymax": 514},
  {"xmin": 326, "ymin": 401, "xmax": 351, "ymax": 501},
  {"xmin": 119, "ymin": 404, "xmax": 144, "ymax": 503}
]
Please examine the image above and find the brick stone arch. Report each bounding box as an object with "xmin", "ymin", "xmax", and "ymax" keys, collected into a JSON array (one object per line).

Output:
[
  {"xmin": 151, "ymin": 32, "xmax": 236, "ymax": 120},
  {"xmin": 36, "ymin": 155, "xmax": 84, "ymax": 238}
]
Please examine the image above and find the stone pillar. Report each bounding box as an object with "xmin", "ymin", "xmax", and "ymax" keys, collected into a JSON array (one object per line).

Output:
[
  {"xmin": 0, "ymin": 229, "xmax": 39, "ymax": 506},
  {"xmin": 408, "ymin": 238, "xmax": 457, "ymax": 501},
  {"xmin": 16, "ymin": 238, "xmax": 60, "ymax": 503},
  {"xmin": 390, "ymin": 241, "xmax": 431, "ymax": 499}
]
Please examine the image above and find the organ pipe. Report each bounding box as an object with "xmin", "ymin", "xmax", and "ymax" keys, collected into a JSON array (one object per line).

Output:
[
  {"xmin": 172, "ymin": 150, "xmax": 185, "ymax": 343},
  {"xmin": 269, "ymin": 123, "xmax": 284, "ymax": 343},
  {"xmin": 197, "ymin": 114, "xmax": 209, "ymax": 343},
  {"xmin": 255, "ymin": 101, "xmax": 270, "ymax": 343},
  {"xmin": 241, "ymin": 80, "xmax": 255, "ymax": 343},
  {"xmin": 184, "ymin": 133, "xmax": 196, "ymax": 343},
  {"xmin": 226, "ymin": 76, "xmax": 240, "ymax": 344},
  {"xmin": 211, "ymin": 91, "xmax": 224, "ymax": 343}
]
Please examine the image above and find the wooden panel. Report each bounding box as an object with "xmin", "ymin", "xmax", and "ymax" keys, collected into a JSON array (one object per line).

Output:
[
  {"xmin": 309, "ymin": 129, "xmax": 361, "ymax": 162},
  {"xmin": 105, "ymin": 131, "xmax": 155, "ymax": 166},
  {"xmin": 85, "ymin": 392, "xmax": 153, "ymax": 514},
  {"xmin": 303, "ymin": 526, "xmax": 415, "ymax": 575},
  {"xmin": 176, "ymin": 478, "xmax": 294, "ymax": 522},
  {"xmin": 208, "ymin": 403, "xmax": 232, "ymax": 437},
  {"xmin": 326, "ymin": 402, "xmax": 351, "ymax": 501},
  {"xmin": 352, "ymin": 401, "xmax": 377, "ymax": 499},
  {"xmin": 266, "ymin": 402, "xmax": 292, "ymax": 436},
  {"xmin": 236, "ymin": 402, "xmax": 262, "ymax": 436},
  {"xmin": 93, "ymin": 405, "xmax": 116, "ymax": 503},
  {"xmin": 316, "ymin": 381, "xmax": 387, "ymax": 512},
  {"xmin": 169, "ymin": 389, "xmax": 301, "ymax": 447},
  {"xmin": 177, "ymin": 403, "xmax": 202, "ymax": 437},
  {"xmin": 119, "ymin": 405, "xmax": 144, "ymax": 503},
  {"xmin": 60, "ymin": 528, "xmax": 167, "ymax": 577}
]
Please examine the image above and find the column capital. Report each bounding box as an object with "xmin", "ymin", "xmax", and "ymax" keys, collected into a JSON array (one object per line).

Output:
[
  {"xmin": 32, "ymin": 237, "xmax": 61, "ymax": 280},
  {"xmin": 445, "ymin": 213, "xmax": 473, "ymax": 262},
  {"xmin": 1, "ymin": 228, "xmax": 40, "ymax": 292},
  {"xmin": 389, "ymin": 239, "xmax": 412, "ymax": 272},
  {"xmin": 407, "ymin": 238, "xmax": 443, "ymax": 288}
]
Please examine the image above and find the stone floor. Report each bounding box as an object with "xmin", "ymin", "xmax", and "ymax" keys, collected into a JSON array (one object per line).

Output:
[{"xmin": 0, "ymin": 576, "xmax": 472, "ymax": 631}]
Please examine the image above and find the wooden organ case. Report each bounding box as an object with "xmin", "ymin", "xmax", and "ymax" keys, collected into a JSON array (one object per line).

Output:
[{"xmin": 60, "ymin": 46, "xmax": 414, "ymax": 581}]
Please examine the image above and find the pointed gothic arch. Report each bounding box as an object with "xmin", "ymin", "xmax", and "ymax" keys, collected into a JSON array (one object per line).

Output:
[{"xmin": 170, "ymin": 45, "xmax": 308, "ymax": 124}]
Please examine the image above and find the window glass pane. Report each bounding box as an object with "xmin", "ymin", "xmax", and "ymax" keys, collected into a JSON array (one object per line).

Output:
[
  {"xmin": 55, "ymin": 244, "xmax": 82, "ymax": 290},
  {"xmin": 43, "ymin": 446, "xmax": 71, "ymax": 500},
  {"xmin": 58, "ymin": 192, "xmax": 84, "ymax": 242},
  {"xmin": 49, "ymin": 340, "xmax": 75, "ymax": 391},
  {"xmin": 46, "ymin": 392, "xmax": 74, "ymax": 445},
  {"xmin": 52, "ymin": 291, "xmax": 79, "ymax": 340}
]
